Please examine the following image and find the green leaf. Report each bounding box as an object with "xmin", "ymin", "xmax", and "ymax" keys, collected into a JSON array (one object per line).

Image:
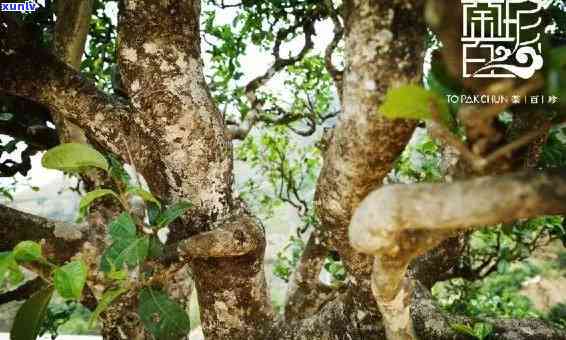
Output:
[
  {"xmin": 8, "ymin": 267, "xmax": 24, "ymax": 286},
  {"xmin": 13, "ymin": 241, "xmax": 44, "ymax": 263},
  {"xmin": 138, "ymin": 288, "xmax": 190, "ymax": 340},
  {"xmin": 450, "ymin": 323, "xmax": 474, "ymax": 336},
  {"xmin": 53, "ymin": 260, "xmax": 87, "ymax": 300},
  {"xmin": 88, "ymin": 286, "xmax": 128, "ymax": 327},
  {"xmin": 41, "ymin": 143, "xmax": 109, "ymax": 173},
  {"xmin": 0, "ymin": 251, "xmax": 21, "ymax": 287},
  {"xmin": 546, "ymin": 46, "xmax": 566, "ymax": 107},
  {"xmin": 0, "ymin": 252, "xmax": 13, "ymax": 286},
  {"xmin": 108, "ymin": 212, "xmax": 137, "ymax": 240},
  {"xmin": 473, "ymin": 322, "xmax": 494, "ymax": 340},
  {"xmin": 108, "ymin": 154, "xmax": 131, "ymax": 184},
  {"xmin": 100, "ymin": 236, "xmax": 149, "ymax": 272},
  {"xmin": 147, "ymin": 203, "xmax": 160, "ymax": 226},
  {"xmin": 127, "ymin": 187, "xmax": 161, "ymax": 208},
  {"xmin": 153, "ymin": 201, "xmax": 192, "ymax": 228},
  {"xmin": 148, "ymin": 236, "xmax": 164, "ymax": 259},
  {"xmin": 106, "ymin": 267, "xmax": 128, "ymax": 282},
  {"xmin": 10, "ymin": 286, "xmax": 54, "ymax": 340},
  {"xmin": 379, "ymin": 84, "xmax": 450, "ymax": 124},
  {"xmin": 79, "ymin": 189, "xmax": 120, "ymax": 218},
  {"xmin": 101, "ymin": 213, "xmax": 149, "ymax": 272}
]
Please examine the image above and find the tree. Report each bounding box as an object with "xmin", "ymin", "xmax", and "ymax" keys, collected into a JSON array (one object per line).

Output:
[{"xmin": 1, "ymin": 0, "xmax": 566, "ymax": 339}]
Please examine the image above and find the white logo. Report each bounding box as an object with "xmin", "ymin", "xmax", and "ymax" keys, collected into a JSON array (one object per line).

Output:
[{"xmin": 462, "ymin": 0, "xmax": 549, "ymax": 79}]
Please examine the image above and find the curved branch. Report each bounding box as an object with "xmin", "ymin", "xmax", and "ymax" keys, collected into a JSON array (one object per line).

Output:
[
  {"xmin": 350, "ymin": 169, "xmax": 566, "ymax": 257},
  {"xmin": 51, "ymin": 0, "xmax": 99, "ymax": 148},
  {"xmin": 349, "ymin": 168, "xmax": 566, "ymax": 339}
]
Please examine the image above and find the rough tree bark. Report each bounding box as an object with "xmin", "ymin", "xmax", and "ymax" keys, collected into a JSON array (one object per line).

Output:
[{"xmin": 1, "ymin": 0, "xmax": 566, "ymax": 339}]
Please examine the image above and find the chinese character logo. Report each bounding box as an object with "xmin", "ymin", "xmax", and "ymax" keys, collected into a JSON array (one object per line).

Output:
[{"xmin": 462, "ymin": 0, "xmax": 550, "ymax": 79}]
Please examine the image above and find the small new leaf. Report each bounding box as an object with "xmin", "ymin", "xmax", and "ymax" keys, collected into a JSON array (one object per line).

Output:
[
  {"xmin": 108, "ymin": 154, "xmax": 131, "ymax": 184},
  {"xmin": 126, "ymin": 187, "xmax": 161, "ymax": 208},
  {"xmin": 154, "ymin": 201, "xmax": 192, "ymax": 228},
  {"xmin": 79, "ymin": 189, "xmax": 120, "ymax": 218},
  {"xmin": 11, "ymin": 286, "xmax": 54, "ymax": 340},
  {"xmin": 42, "ymin": 143, "xmax": 109, "ymax": 173},
  {"xmin": 450, "ymin": 323, "xmax": 474, "ymax": 336},
  {"xmin": 379, "ymin": 84, "xmax": 450, "ymax": 124},
  {"xmin": 88, "ymin": 286, "xmax": 129, "ymax": 327},
  {"xmin": 53, "ymin": 260, "xmax": 87, "ymax": 300},
  {"xmin": 13, "ymin": 241, "xmax": 44, "ymax": 263},
  {"xmin": 138, "ymin": 288, "xmax": 191, "ymax": 340}
]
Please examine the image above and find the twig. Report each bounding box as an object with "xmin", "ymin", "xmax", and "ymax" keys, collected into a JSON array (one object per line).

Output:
[{"xmin": 484, "ymin": 126, "xmax": 550, "ymax": 165}]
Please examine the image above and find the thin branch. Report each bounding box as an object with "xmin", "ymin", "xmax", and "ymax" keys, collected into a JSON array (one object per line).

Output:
[
  {"xmin": 284, "ymin": 229, "xmax": 341, "ymax": 321},
  {"xmin": 324, "ymin": 5, "xmax": 344, "ymax": 94},
  {"xmin": 429, "ymin": 100, "xmax": 552, "ymax": 172},
  {"xmin": 459, "ymin": 75, "xmax": 545, "ymax": 133},
  {"xmin": 228, "ymin": 17, "xmax": 317, "ymax": 140},
  {"xmin": 484, "ymin": 125, "xmax": 551, "ymax": 165},
  {"xmin": 218, "ymin": 0, "xmax": 242, "ymax": 8}
]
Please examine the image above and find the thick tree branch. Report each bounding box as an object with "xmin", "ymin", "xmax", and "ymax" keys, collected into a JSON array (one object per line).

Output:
[
  {"xmin": 270, "ymin": 287, "xmax": 386, "ymax": 339},
  {"xmin": 350, "ymin": 169, "xmax": 566, "ymax": 257},
  {"xmin": 0, "ymin": 204, "xmax": 85, "ymax": 262},
  {"xmin": 52, "ymin": 0, "xmax": 97, "ymax": 146},
  {"xmin": 309, "ymin": 3, "xmax": 425, "ymax": 336},
  {"xmin": 0, "ymin": 46, "xmax": 133, "ymax": 159},
  {"xmin": 117, "ymin": 0, "xmax": 233, "ymax": 221},
  {"xmin": 349, "ymin": 168, "xmax": 566, "ymax": 339},
  {"xmin": 54, "ymin": 0, "xmax": 94, "ymax": 69},
  {"xmin": 187, "ymin": 211, "xmax": 275, "ymax": 339}
]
